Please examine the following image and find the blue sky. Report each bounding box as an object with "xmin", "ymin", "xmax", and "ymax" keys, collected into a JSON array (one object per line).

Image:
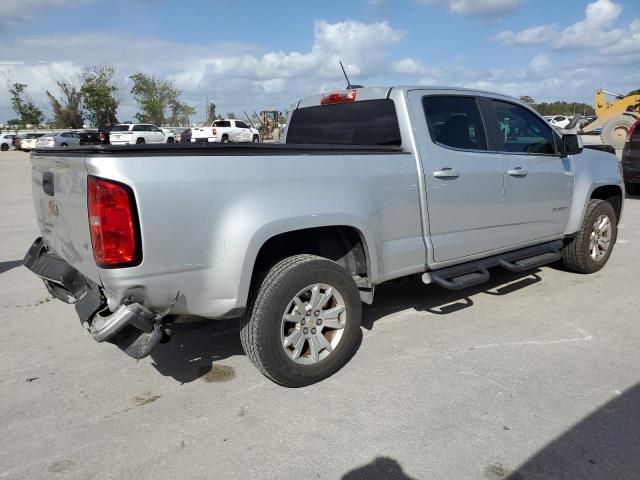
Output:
[{"xmin": 1, "ymin": 0, "xmax": 639, "ymax": 124}]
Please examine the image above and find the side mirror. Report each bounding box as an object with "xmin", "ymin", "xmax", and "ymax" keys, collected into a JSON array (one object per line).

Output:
[{"xmin": 562, "ymin": 134, "xmax": 583, "ymax": 156}]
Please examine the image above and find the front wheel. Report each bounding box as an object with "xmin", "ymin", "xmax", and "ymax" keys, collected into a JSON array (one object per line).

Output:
[
  {"xmin": 240, "ymin": 255, "xmax": 362, "ymax": 387},
  {"xmin": 252, "ymin": 135, "xmax": 260, "ymax": 143},
  {"xmin": 562, "ymin": 199, "xmax": 617, "ymax": 273},
  {"xmin": 167, "ymin": 137, "xmax": 175, "ymax": 144}
]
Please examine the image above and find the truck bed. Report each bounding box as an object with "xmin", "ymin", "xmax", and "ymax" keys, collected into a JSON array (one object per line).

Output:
[{"xmin": 33, "ymin": 143, "xmax": 405, "ymax": 157}]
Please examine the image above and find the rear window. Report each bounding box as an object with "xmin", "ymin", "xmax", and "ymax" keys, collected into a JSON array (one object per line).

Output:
[
  {"xmin": 111, "ymin": 125, "xmax": 131, "ymax": 132},
  {"xmin": 286, "ymin": 99, "xmax": 401, "ymax": 146}
]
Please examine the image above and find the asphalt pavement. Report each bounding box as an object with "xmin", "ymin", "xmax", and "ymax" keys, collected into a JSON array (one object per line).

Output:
[{"xmin": 1, "ymin": 149, "xmax": 639, "ymax": 480}]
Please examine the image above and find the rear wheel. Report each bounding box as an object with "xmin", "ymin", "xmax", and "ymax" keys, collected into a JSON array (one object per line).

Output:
[
  {"xmin": 240, "ymin": 255, "xmax": 362, "ymax": 387},
  {"xmin": 60, "ymin": 143, "xmax": 68, "ymax": 147},
  {"xmin": 562, "ymin": 199, "xmax": 617, "ymax": 273},
  {"xmin": 136, "ymin": 138, "xmax": 145, "ymax": 145},
  {"xmin": 221, "ymin": 135, "xmax": 229, "ymax": 144}
]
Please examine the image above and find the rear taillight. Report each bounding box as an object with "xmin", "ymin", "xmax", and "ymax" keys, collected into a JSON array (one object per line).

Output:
[
  {"xmin": 212, "ymin": 128, "xmax": 217, "ymax": 136},
  {"xmin": 87, "ymin": 176, "xmax": 141, "ymax": 268},
  {"xmin": 627, "ymin": 119, "xmax": 640, "ymax": 143},
  {"xmin": 99, "ymin": 132, "xmax": 105, "ymax": 142},
  {"xmin": 321, "ymin": 89, "xmax": 357, "ymax": 105}
]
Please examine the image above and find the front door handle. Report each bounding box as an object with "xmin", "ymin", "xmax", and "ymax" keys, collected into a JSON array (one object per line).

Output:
[
  {"xmin": 507, "ymin": 167, "xmax": 528, "ymax": 177},
  {"xmin": 433, "ymin": 168, "xmax": 460, "ymax": 179}
]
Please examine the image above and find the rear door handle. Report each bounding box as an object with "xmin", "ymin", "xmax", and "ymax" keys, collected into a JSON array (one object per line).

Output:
[
  {"xmin": 507, "ymin": 167, "xmax": 528, "ymax": 177},
  {"xmin": 433, "ymin": 168, "xmax": 460, "ymax": 179}
]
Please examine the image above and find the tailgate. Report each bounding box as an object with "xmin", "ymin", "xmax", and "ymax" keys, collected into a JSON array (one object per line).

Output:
[
  {"xmin": 191, "ymin": 127, "xmax": 211, "ymax": 139},
  {"xmin": 30, "ymin": 153, "xmax": 101, "ymax": 284}
]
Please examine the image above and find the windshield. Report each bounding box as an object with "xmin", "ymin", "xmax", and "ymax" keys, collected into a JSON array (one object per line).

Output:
[{"xmin": 286, "ymin": 99, "xmax": 401, "ymax": 146}]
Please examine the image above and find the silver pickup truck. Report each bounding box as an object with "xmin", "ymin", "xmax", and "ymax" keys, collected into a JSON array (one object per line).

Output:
[{"xmin": 24, "ymin": 86, "xmax": 624, "ymax": 387}]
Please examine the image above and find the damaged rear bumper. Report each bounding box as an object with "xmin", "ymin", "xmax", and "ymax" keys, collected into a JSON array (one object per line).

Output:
[{"xmin": 22, "ymin": 237, "xmax": 164, "ymax": 359}]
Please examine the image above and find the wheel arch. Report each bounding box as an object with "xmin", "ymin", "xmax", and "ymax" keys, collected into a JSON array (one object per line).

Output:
[
  {"xmin": 591, "ymin": 185, "xmax": 623, "ymax": 219},
  {"xmin": 237, "ymin": 221, "xmax": 379, "ymax": 308}
]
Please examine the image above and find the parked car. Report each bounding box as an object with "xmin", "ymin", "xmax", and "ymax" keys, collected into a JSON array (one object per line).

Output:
[
  {"xmin": 24, "ymin": 86, "xmax": 623, "ymax": 387},
  {"xmin": 177, "ymin": 128, "xmax": 192, "ymax": 143},
  {"xmin": 548, "ymin": 115, "xmax": 571, "ymax": 129},
  {"xmin": 621, "ymin": 117, "xmax": 640, "ymax": 195},
  {"xmin": 1, "ymin": 133, "xmax": 17, "ymax": 151},
  {"xmin": 77, "ymin": 130, "xmax": 101, "ymax": 145},
  {"xmin": 98, "ymin": 124, "xmax": 116, "ymax": 144},
  {"xmin": 109, "ymin": 123, "xmax": 175, "ymax": 145},
  {"xmin": 191, "ymin": 119, "xmax": 260, "ymax": 143},
  {"xmin": 19, "ymin": 133, "xmax": 46, "ymax": 151},
  {"xmin": 36, "ymin": 132, "xmax": 81, "ymax": 148}
]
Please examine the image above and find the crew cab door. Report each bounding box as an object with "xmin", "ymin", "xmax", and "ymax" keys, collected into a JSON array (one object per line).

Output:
[
  {"xmin": 484, "ymin": 99, "xmax": 574, "ymax": 246},
  {"xmin": 235, "ymin": 120, "xmax": 251, "ymax": 141},
  {"xmin": 408, "ymin": 92, "xmax": 504, "ymax": 264}
]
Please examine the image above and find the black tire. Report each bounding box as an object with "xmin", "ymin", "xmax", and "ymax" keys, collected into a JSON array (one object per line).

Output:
[
  {"xmin": 240, "ymin": 254, "xmax": 362, "ymax": 387},
  {"xmin": 167, "ymin": 137, "xmax": 175, "ymax": 144},
  {"xmin": 252, "ymin": 135, "xmax": 260, "ymax": 143},
  {"xmin": 562, "ymin": 199, "xmax": 617, "ymax": 273},
  {"xmin": 1, "ymin": 143, "xmax": 8, "ymax": 151},
  {"xmin": 60, "ymin": 143, "xmax": 68, "ymax": 147},
  {"xmin": 221, "ymin": 135, "xmax": 229, "ymax": 144},
  {"xmin": 136, "ymin": 138, "xmax": 145, "ymax": 145},
  {"xmin": 625, "ymin": 182, "xmax": 640, "ymax": 196}
]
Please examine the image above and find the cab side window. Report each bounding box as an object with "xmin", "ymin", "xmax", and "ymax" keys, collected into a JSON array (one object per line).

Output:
[
  {"xmin": 423, "ymin": 96, "xmax": 488, "ymax": 151},
  {"xmin": 491, "ymin": 100, "xmax": 556, "ymax": 155}
]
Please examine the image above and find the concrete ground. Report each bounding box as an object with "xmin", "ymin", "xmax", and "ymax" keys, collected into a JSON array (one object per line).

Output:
[{"xmin": 1, "ymin": 149, "xmax": 639, "ymax": 480}]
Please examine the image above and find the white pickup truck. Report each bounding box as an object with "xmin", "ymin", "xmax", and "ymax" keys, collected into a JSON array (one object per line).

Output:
[{"xmin": 191, "ymin": 119, "xmax": 260, "ymax": 143}]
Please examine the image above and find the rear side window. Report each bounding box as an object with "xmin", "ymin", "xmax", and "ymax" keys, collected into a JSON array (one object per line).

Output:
[
  {"xmin": 422, "ymin": 96, "xmax": 487, "ymax": 151},
  {"xmin": 236, "ymin": 121, "xmax": 249, "ymax": 128},
  {"xmin": 490, "ymin": 100, "xmax": 556, "ymax": 155},
  {"xmin": 286, "ymin": 99, "xmax": 401, "ymax": 146},
  {"xmin": 214, "ymin": 120, "xmax": 231, "ymax": 128},
  {"xmin": 112, "ymin": 125, "xmax": 131, "ymax": 132}
]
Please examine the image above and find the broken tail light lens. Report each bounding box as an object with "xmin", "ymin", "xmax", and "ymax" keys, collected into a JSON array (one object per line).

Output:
[{"xmin": 88, "ymin": 176, "xmax": 141, "ymax": 268}]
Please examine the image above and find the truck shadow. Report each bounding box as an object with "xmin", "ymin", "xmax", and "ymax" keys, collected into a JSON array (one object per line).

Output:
[
  {"xmin": 149, "ymin": 319, "xmax": 243, "ymax": 384},
  {"xmin": 0, "ymin": 260, "xmax": 23, "ymax": 275},
  {"xmin": 504, "ymin": 382, "xmax": 640, "ymax": 480},
  {"xmin": 362, "ymin": 268, "xmax": 542, "ymax": 330},
  {"xmin": 149, "ymin": 268, "xmax": 542, "ymax": 383},
  {"xmin": 342, "ymin": 457, "xmax": 417, "ymax": 479}
]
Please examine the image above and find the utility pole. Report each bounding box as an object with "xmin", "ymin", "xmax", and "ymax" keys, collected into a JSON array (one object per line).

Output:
[{"xmin": 204, "ymin": 94, "xmax": 209, "ymax": 125}]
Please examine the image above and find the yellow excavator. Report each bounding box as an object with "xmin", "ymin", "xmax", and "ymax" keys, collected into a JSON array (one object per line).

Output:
[{"xmin": 577, "ymin": 89, "xmax": 640, "ymax": 149}]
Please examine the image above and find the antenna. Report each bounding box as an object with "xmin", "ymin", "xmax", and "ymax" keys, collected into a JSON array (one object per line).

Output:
[{"xmin": 339, "ymin": 61, "xmax": 364, "ymax": 89}]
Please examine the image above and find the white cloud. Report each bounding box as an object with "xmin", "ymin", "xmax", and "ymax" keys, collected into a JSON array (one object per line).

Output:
[
  {"xmin": 0, "ymin": 20, "xmax": 404, "ymax": 123},
  {"xmin": 0, "ymin": 0, "xmax": 88, "ymax": 30},
  {"xmin": 497, "ymin": 0, "xmax": 640, "ymax": 61},
  {"xmin": 497, "ymin": 24, "xmax": 559, "ymax": 45},
  {"xmin": 417, "ymin": 0, "xmax": 520, "ymax": 18}
]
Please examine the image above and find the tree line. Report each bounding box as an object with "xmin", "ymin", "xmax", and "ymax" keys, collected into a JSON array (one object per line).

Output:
[
  {"xmin": 6, "ymin": 63, "xmax": 197, "ymax": 129},
  {"xmin": 519, "ymin": 96, "xmax": 595, "ymax": 117}
]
